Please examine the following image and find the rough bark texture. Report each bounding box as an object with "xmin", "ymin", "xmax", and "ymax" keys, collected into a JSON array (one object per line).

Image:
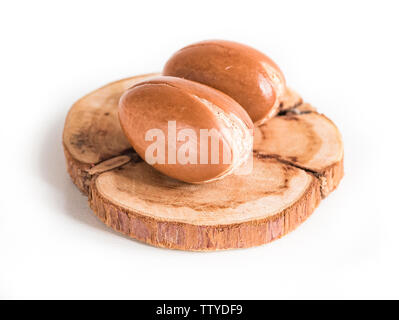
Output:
[
  {"xmin": 63, "ymin": 143, "xmax": 92, "ymax": 195},
  {"xmin": 63, "ymin": 75, "xmax": 344, "ymax": 251}
]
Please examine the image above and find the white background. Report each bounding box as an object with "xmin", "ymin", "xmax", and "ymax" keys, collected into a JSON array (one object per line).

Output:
[{"xmin": 1, "ymin": 0, "xmax": 398, "ymax": 299}]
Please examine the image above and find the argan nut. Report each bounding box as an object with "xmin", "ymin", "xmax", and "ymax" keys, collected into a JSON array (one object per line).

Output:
[
  {"xmin": 163, "ymin": 40, "xmax": 286, "ymax": 125},
  {"xmin": 118, "ymin": 76, "xmax": 254, "ymax": 184}
]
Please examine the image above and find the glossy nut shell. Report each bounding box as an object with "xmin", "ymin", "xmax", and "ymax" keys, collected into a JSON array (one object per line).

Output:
[
  {"xmin": 119, "ymin": 76, "xmax": 254, "ymax": 183},
  {"xmin": 163, "ymin": 40, "xmax": 286, "ymax": 125}
]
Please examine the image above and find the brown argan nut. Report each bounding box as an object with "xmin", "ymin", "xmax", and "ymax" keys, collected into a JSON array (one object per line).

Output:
[
  {"xmin": 163, "ymin": 40, "xmax": 286, "ymax": 125},
  {"xmin": 118, "ymin": 76, "xmax": 254, "ymax": 184}
]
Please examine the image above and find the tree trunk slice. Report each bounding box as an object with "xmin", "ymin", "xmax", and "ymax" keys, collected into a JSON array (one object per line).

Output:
[
  {"xmin": 254, "ymin": 112, "xmax": 344, "ymax": 197},
  {"xmin": 63, "ymin": 75, "xmax": 343, "ymax": 250}
]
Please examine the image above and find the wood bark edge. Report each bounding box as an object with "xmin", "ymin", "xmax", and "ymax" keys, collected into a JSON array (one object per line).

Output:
[{"xmin": 318, "ymin": 157, "xmax": 344, "ymax": 197}]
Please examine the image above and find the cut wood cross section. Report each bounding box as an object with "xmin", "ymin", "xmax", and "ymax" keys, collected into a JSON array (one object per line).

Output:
[{"xmin": 63, "ymin": 74, "xmax": 343, "ymax": 251}]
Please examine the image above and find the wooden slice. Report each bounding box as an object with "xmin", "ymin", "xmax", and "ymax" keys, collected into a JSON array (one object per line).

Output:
[
  {"xmin": 254, "ymin": 112, "xmax": 344, "ymax": 197},
  {"xmin": 63, "ymin": 75, "xmax": 343, "ymax": 250}
]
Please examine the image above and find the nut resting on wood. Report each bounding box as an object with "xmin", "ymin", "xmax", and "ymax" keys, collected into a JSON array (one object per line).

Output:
[
  {"xmin": 119, "ymin": 76, "xmax": 254, "ymax": 183},
  {"xmin": 63, "ymin": 41, "xmax": 343, "ymax": 251},
  {"xmin": 164, "ymin": 40, "xmax": 286, "ymax": 125}
]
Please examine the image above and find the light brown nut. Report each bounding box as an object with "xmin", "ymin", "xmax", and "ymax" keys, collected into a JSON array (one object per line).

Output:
[
  {"xmin": 119, "ymin": 76, "xmax": 254, "ymax": 184},
  {"xmin": 163, "ymin": 40, "xmax": 286, "ymax": 125}
]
